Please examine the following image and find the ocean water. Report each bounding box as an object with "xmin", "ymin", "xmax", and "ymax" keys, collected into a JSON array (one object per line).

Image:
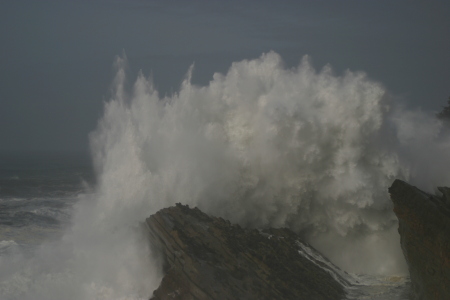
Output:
[
  {"xmin": 0, "ymin": 153, "xmax": 94, "ymax": 254},
  {"xmin": 1, "ymin": 52, "xmax": 449, "ymax": 299}
]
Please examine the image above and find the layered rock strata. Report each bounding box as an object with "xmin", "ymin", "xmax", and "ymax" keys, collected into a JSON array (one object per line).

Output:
[
  {"xmin": 146, "ymin": 203, "xmax": 347, "ymax": 300},
  {"xmin": 389, "ymin": 179, "xmax": 450, "ymax": 300}
]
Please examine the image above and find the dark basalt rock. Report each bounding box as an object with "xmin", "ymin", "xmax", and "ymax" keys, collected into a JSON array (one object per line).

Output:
[
  {"xmin": 389, "ymin": 179, "xmax": 450, "ymax": 300},
  {"xmin": 146, "ymin": 203, "xmax": 347, "ymax": 300}
]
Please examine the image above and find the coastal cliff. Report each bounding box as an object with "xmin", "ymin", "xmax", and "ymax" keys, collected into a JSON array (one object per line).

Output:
[
  {"xmin": 145, "ymin": 203, "xmax": 348, "ymax": 300},
  {"xmin": 389, "ymin": 180, "xmax": 450, "ymax": 300}
]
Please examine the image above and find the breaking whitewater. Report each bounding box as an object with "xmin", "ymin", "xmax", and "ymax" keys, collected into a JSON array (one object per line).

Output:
[{"xmin": 1, "ymin": 52, "xmax": 449, "ymax": 299}]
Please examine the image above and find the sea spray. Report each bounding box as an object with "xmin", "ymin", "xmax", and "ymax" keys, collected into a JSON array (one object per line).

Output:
[
  {"xmin": 94, "ymin": 53, "xmax": 402, "ymax": 273},
  {"xmin": 90, "ymin": 51, "xmax": 449, "ymax": 277}
]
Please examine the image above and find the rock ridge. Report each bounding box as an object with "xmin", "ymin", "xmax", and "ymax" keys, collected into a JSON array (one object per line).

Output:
[
  {"xmin": 146, "ymin": 203, "xmax": 347, "ymax": 300},
  {"xmin": 389, "ymin": 179, "xmax": 450, "ymax": 300}
]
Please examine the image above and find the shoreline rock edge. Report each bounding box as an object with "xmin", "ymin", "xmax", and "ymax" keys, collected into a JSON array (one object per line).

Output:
[
  {"xmin": 389, "ymin": 179, "xmax": 450, "ymax": 300},
  {"xmin": 146, "ymin": 203, "xmax": 347, "ymax": 300}
]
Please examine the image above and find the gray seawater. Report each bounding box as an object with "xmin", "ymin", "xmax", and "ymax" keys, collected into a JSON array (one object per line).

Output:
[
  {"xmin": 0, "ymin": 153, "xmax": 411, "ymax": 299},
  {"xmin": 0, "ymin": 153, "xmax": 94, "ymax": 255}
]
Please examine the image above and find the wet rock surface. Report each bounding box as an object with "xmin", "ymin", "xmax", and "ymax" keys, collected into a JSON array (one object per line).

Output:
[
  {"xmin": 146, "ymin": 203, "xmax": 347, "ymax": 300},
  {"xmin": 389, "ymin": 180, "xmax": 450, "ymax": 300}
]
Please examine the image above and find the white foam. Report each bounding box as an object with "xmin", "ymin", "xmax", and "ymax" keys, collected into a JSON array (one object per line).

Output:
[
  {"xmin": 0, "ymin": 240, "xmax": 18, "ymax": 250},
  {"xmin": 30, "ymin": 207, "xmax": 70, "ymax": 223},
  {"xmin": 296, "ymin": 241, "xmax": 354, "ymax": 287}
]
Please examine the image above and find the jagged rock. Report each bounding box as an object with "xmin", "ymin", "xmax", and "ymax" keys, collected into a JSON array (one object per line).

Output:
[
  {"xmin": 389, "ymin": 179, "xmax": 450, "ymax": 300},
  {"xmin": 146, "ymin": 203, "xmax": 347, "ymax": 300},
  {"xmin": 437, "ymin": 186, "xmax": 450, "ymax": 207}
]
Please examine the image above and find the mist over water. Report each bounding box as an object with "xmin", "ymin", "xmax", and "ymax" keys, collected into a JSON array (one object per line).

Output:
[{"xmin": 1, "ymin": 52, "xmax": 450, "ymax": 299}]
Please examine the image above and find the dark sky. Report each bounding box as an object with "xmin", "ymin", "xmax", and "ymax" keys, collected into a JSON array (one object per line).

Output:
[{"xmin": 1, "ymin": 0, "xmax": 449, "ymax": 154}]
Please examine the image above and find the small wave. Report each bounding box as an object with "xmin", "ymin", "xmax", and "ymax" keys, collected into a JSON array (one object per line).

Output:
[
  {"xmin": 0, "ymin": 225, "xmax": 63, "ymax": 249},
  {"xmin": 12, "ymin": 211, "xmax": 60, "ymax": 227},
  {"xmin": 10, "ymin": 197, "xmax": 24, "ymax": 202},
  {"xmin": 31, "ymin": 207, "xmax": 71, "ymax": 223},
  {"xmin": 0, "ymin": 197, "xmax": 25, "ymax": 203},
  {"xmin": 0, "ymin": 240, "xmax": 17, "ymax": 248},
  {"xmin": 0, "ymin": 240, "xmax": 19, "ymax": 255}
]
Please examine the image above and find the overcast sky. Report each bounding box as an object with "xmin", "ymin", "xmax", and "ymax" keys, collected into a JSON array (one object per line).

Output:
[{"xmin": 1, "ymin": 0, "xmax": 449, "ymax": 154}]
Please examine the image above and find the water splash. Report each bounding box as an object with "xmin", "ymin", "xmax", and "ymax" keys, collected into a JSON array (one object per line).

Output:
[{"xmin": 89, "ymin": 51, "xmax": 450, "ymax": 276}]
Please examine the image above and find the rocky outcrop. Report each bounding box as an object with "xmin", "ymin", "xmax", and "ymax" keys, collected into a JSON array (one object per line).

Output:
[
  {"xmin": 389, "ymin": 180, "xmax": 450, "ymax": 300},
  {"xmin": 146, "ymin": 203, "xmax": 348, "ymax": 300}
]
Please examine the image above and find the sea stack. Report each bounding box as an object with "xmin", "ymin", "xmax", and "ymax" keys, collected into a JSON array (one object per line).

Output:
[
  {"xmin": 146, "ymin": 203, "xmax": 347, "ymax": 300},
  {"xmin": 389, "ymin": 179, "xmax": 450, "ymax": 300}
]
